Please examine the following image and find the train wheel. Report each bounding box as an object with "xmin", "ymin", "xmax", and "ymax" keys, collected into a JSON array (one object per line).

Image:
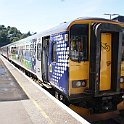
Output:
[
  {"xmin": 62, "ymin": 97, "xmax": 70, "ymax": 106},
  {"xmin": 59, "ymin": 94, "xmax": 64, "ymax": 101},
  {"xmin": 55, "ymin": 91, "xmax": 70, "ymax": 106},
  {"xmin": 55, "ymin": 91, "xmax": 59, "ymax": 100}
]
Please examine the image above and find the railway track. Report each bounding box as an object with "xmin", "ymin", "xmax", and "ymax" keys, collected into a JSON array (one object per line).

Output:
[{"xmin": 93, "ymin": 115, "xmax": 124, "ymax": 124}]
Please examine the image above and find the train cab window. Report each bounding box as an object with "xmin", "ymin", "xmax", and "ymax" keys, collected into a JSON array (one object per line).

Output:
[
  {"xmin": 70, "ymin": 24, "xmax": 88, "ymax": 61},
  {"xmin": 52, "ymin": 43, "xmax": 56, "ymax": 62},
  {"xmin": 37, "ymin": 43, "xmax": 41, "ymax": 61}
]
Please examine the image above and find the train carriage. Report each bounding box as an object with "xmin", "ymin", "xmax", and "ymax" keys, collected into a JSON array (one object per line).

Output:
[{"xmin": 1, "ymin": 17, "xmax": 124, "ymax": 113}]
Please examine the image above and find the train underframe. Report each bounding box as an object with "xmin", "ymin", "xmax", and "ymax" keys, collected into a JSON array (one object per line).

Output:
[{"xmin": 69, "ymin": 92, "xmax": 124, "ymax": 114}]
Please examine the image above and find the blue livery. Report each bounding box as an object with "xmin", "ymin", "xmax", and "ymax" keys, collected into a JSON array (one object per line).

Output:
[{"xmin": 49, "ymin": 32, "xmax": 69, "ymax": 94}]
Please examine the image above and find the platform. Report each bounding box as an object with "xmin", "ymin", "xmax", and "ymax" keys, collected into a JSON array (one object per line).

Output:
[
  {"xmin": 0, "ymin": 59, "xmax": 28, "ymax": 101},
  {"xmin": 0, "ymin": 55, "xmax": 89, "ymax": 124}
]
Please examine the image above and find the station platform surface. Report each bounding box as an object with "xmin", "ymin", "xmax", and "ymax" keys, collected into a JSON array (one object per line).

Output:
[{"xmin": 0, "ymin": 55, "xmax": 89, "ymax": 124}]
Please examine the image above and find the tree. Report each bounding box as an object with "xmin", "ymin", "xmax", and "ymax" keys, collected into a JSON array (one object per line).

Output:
[{"xmin": 0, "ymin": 25, "xmax": 34, "ymax": 47}]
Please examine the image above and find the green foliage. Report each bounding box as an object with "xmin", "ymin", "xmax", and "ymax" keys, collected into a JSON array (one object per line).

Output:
[{"xmin": 0, "ymin": 25, "xmax": 34, "ymax": 46}]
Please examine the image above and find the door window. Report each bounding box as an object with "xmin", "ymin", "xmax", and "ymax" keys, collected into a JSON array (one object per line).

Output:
[
  {"xmin": 37, "ymin": 43, "xmax": 41, "ymax": 61},
  {"xmin": 52, "ymin": 43, "xmax": 56, "ymax": 62}
]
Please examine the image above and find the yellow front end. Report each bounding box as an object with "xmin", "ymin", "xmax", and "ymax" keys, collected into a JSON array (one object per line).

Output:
[
  {"xmin": 69, "ymin": 60, "xmax": 89, "ymax": 95},
  {"xmin": 68, "ymin": 18, "xmax": 123, "ymax": 113}
]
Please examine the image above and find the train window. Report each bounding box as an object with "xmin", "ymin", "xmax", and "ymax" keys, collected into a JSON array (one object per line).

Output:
[
  {"xmin": 26, "ymin": 45, "xmax": 30, "ymax": 50},
  {"xmin": 70, "ymin": 24, "xmax": 88, "ymax": 61},
  {"xmin": 52, "ymin": 43, "xmax": 56, "ymax": 62},
  {"xmin": 37, "ymin": 43, "xmax": 41, "ymax": 61},
  {"xmin": 11, "ymin": 47, "xmax": 17, "ymax": 54}
]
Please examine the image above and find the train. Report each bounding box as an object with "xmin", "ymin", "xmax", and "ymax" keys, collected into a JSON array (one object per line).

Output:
[{"xmin": 1, "ymin": 17, "xmax": 124, "ymax": 114}]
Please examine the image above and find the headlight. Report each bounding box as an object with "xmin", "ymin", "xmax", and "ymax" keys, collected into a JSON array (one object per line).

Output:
[
  {"xmin": 72, "ymin": 80, "xmax": 87, "ymax": 88},
  {"xmin": 120, "ymin": 77, "xmax": 124, "ymax": 83},
  {"xmin": 76, "ymin": 81, "xmax": 82, "ymax": 87},
  {"xmin": 82, "ymin": 81, "xmax": 86, "ymax": 87},
  {"xmin": 122, "ymin": 95, "xmax": 124, "ymax": 99}
]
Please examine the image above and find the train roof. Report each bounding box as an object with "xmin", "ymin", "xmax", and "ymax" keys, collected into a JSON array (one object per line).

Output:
[
  {"xmin": 1, "ymin": 17, "xmax": 118, "ymax": 47},
  {"xmin": 40, "ymin": 17, "xmax": 112, "ymax": 34},
  {"xmin": 76, "ymin": 17, "xmax": 111, "ymax": 21}
]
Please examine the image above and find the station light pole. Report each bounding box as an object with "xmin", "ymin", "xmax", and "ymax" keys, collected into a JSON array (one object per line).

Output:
[{"xmin": 104, "ymin": 13, "xmax": 119, "ymax": 20}]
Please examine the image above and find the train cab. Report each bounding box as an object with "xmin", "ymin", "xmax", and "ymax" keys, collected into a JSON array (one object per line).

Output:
[{"xmin": 66, "ymin": 18, "xmax": 123, "ymax": 113}]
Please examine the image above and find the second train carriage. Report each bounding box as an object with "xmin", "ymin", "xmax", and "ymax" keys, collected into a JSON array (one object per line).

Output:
[{"xmin": 1, "ymin": 17, "xmax": 124, "ymax": 113}]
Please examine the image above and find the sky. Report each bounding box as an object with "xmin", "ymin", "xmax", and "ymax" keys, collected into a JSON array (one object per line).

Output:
[{"xmin": 0, "ymin": 0, "xmax": 123, "ymax": 33}]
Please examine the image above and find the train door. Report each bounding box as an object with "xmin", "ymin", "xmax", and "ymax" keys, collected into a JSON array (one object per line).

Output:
[
  {"xmin": 100, "ymin": 33, "xmax": 111, "ymax": 91},
  {"xmin": 41, "ymin": 36, "xmax": 50, "ymax": 82},
  {"xmin": 89, "ymin": 23, "xmax": 122, "ymax": 95},
  {"xmin": 36, "ymin": 38, "xmax": 42, "ymax": 79}
]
